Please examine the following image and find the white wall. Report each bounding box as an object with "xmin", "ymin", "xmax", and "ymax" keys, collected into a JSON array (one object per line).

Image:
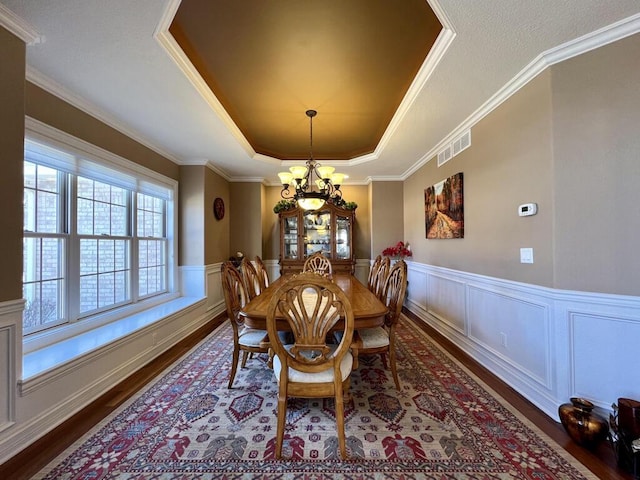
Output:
[{"xmin": 405, "ymin": 260, "xmax": 640, "ymax": 420}]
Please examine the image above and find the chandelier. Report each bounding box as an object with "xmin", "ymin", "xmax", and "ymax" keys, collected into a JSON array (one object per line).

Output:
[{"xmin": 277, "ymin": 110, "xmax": 346, "ymax": 211}]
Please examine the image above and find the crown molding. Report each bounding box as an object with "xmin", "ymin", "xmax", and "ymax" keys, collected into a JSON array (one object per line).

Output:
[
  {"xmin": 204, "ymin": 161, "xmax": 232, "ymax": 182},
  {"xmin": 26, "ymin": 66, "xmax": 182, "ymax": 165},
  {"xmin": 228, "ymin": 177, "xmax": 269, "ymax": 184},
  {"xmin": 154, "ymin": 0, "xmax": 257, "ymax": 161},
  {"xmin": 0, "ymin": 3, "xmax": 42, "ymax": 45},
  {"xmin": 371, "ymin": 26, "xmax": 456, "ymax": 162},
  {"xmin": 402, "ymin": 12, "xmax": 640, "ymax": 180},
  {"xmin": 179, "ymin": 159, "xmax": 234, "ymax": 183},
  {"xmin": 544, "ymin": 11, "xmax": 640, "ymax": 67},
  {"xmin": 367, "ymin": 176, "xmax": 405, "ymax": 182}
]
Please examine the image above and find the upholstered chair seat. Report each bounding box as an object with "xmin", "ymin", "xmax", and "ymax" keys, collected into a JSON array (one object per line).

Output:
[
  {"xmin": 356, "ymin": 326, "xmax": 389, "ymax": 349},
  {"xmin": 238, "ymin": 327, "xmax": 269, "ymax": 347},
  {"xmin": 273, "ymin": 344, "xmax": 353, "ymax": 383}
]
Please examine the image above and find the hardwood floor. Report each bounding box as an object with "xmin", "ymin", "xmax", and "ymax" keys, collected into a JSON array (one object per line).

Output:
[{"xmin": 0, "ymin": 311, "xmax": 633, "ymax": 480}]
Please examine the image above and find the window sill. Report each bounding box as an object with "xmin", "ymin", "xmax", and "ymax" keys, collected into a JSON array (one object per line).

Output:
[{"xmin": 21, "ymin": 296, "xmax": 204, "ymax": 386}]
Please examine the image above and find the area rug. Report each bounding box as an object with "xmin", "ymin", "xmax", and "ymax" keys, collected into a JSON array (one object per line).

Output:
[{"xmin": 33, "ymin": 317, "xmax": 598, "ymax": 479}]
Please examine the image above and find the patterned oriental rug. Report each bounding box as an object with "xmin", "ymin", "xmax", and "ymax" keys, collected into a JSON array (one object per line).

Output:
[{"xmin": 34, "ymin": 317, "xmax": 598, "ymax": 480}]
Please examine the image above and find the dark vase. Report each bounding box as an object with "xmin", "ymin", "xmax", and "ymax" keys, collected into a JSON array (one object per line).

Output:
[
  {"xmin": 558, "ymin": 397, "xmax": 609, "ymax": 449},
  {"xmin": 617, "ymin": 398, "xmax": 640, "ymax": 441}
]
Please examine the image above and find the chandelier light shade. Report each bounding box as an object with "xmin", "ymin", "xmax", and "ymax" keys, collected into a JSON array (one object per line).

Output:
[{"xmin": 278, "ymin": 110, "xmax": 347, "ymax": 211}]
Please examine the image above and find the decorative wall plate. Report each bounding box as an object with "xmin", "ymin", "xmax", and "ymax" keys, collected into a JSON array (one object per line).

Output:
[{"xmin": 213, "ymin": 197, "xmax": 225, "ymax": 220}]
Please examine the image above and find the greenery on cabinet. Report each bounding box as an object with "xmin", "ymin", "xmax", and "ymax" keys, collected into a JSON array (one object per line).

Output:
[
  {"xmin": 273, "ymin": 198, "xmax": 357, "ymax": 214},
  {"xmin": 273, "ymin": 199, "xmax": 297, "ymax": 213}
]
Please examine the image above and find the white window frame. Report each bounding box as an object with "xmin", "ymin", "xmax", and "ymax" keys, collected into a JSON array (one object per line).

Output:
[{"xmin": 23, "ymin": 117, "xmax": 179, "ymax": 354}]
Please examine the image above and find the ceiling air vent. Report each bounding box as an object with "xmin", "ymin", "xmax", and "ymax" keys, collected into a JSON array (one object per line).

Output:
[{"xmin": 437, "ymin": 129, "xmax": 471, "ymax": 167}]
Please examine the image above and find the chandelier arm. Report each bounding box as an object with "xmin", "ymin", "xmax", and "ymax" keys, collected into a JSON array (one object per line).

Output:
[{"xmin": 281, "ymin": 186, "xmax": 294, "ymax": 200}]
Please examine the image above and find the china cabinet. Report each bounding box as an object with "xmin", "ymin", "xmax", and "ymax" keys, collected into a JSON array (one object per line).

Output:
[{"xmin": 279, "ymin": 203, "xmax": 355, "ymax": 274}]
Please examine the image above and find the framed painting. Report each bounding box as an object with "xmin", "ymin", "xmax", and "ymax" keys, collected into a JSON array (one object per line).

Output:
[{"xmin": 425, "ymin": 172, "xmax": 464, "ymax": 239}]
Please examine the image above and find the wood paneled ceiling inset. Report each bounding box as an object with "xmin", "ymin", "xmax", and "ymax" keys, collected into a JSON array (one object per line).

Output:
[{"xmin": 170, "ymin": 0, "xmax": 442, "ymax": 161}]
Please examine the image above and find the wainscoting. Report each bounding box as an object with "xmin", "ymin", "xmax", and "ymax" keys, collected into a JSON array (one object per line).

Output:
[
  {"xmin": 0, "ymin": 300, "xmax": 22, "ymax": 436},
  {"xmin": 405, "ymin": 261, "xmax": 640, "ymax": 420},
  {"xmin": 0, "ymin": 263, "xmax": 226, "ymax": 465}
]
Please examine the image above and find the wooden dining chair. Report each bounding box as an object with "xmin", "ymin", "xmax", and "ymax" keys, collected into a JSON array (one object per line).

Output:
[
  {"xmin": 221, "ymin": 261, "xmax": 270, "ymax": 388},
  {"xmin": 302, "ymin": 251, "xmax": 333, "ymax": 277},
  {"xmin": 367, "ymin": 254, "xmax": 382, "ymax": 291},
  {"xmin": 241, "ymin": 257, "xmax": 262, "ymax": 300},
  {"xmin": 266, "ymin": 272, "xmax": 354, "ymax": 460},
  {"xmin": 371, "ymin": 256, "xmax": 390, "ymax": 300},
  {"xmin": 254, "ymin": 255, "xmax": 270, "ymax": 290},
  {"xmin": 351, "ymin": 259, "xmax": 407, "ymax": 389}
]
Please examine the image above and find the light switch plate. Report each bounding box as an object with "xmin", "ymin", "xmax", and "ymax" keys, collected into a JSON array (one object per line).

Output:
[{"xmin": 520, "ymin": 247, "xmax": 534, "ymax": 264}]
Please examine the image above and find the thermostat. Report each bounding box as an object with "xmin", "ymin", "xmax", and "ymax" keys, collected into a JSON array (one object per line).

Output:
[{"xmin": 518, "ymin": 203, "xmax": 537, "ymax": 217}]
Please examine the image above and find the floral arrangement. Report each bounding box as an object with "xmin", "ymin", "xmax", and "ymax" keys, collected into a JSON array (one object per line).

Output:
[{"xmin": 382, "ymin": 241, "xmax": 412, "ymax": 259}]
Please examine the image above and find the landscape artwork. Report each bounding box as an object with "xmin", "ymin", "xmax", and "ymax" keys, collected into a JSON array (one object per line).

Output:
[{"xmin": 425, "ymin": 172, "xmax": 464, "ymax": 239}]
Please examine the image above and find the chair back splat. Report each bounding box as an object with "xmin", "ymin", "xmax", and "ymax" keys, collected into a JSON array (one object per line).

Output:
[
  {"xmin": 367, "ymin": 254, "xmax": 382, "ymax": 291},
  {"xmin": 302, "ymin": 251, "xmax": 333, "ymax": 277},
  {"xmin": 382, "ymin": 259, "xmax": 408, "ymax": 328},
  {"xmin": 266, "ymin": 272, "xmax": 354, "ymax": 459},
  {"xmin": 241, "ymin": 258, "xmax": 262, "ymax": 300},
  {"xmin": 372, "ymin": 256, "xmax": 390, "ymax": 300},
  {"xmin": 254, "ymin": 255, "xmax": 270, "ymax": 290}
]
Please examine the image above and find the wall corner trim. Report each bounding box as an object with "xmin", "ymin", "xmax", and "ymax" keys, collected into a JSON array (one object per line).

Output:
[{"xmin": 0, "ymin": 4, "xmax": 42, "ymax": 45}]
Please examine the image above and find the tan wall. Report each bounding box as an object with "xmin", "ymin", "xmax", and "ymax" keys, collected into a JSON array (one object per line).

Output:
[
  {"xmin": 370, "ymin": 181, "xmax": 404, "ymax": 257},
  {"xmin": 260, "ymin": 184, "xmax": 270, "ymax": 259},
  {"xmin": 25, "ymin": 84, "xmax": 179, "ymax": 181},
  {"xmin": 204, "ymin": 167, "xmax": 231, "ymax": 264},
  {"xmin": 404, "ymin": 71, "xmax": 555, "ymax": 286},
  {"xmin": 404, "ymin": 32, "xmax": 640, "ymax": 296},
  {"xmin": 263, "ymin": 186, "xmax": 284, "ymax": 260},
  {"xmin": 180, "ymin": 166, "xmax": 231, "ymax": 266},
  {"xmin": 178, "ymin": 166, "xmax": 205, "ymax": 266},
  {"xmin": 551, "ymin": 33, "xmax": 640, "ymax": 295},
  {"xmin": 229, "ymin": 182, "xmax": 262, "ymax": 260},
  {"xmin": 0, "ymin": 27, "xmax": 26, "ymax": 301},
  {"xmin": 339, "ymin": 185, "xmax": 370, "ymax": 261}
]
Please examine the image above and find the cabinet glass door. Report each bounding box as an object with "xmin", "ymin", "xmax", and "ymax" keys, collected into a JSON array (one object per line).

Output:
[
  {"xmin": 283, "ymin": 215, "xmax": 299, "ymax": 260},
  {"xmin": 335, "ymin": 215, "xmax": 351, "ymax": 260},
  {"xmin": 303, "ymin": 210, "xmax": 331, "ymax": 258}
]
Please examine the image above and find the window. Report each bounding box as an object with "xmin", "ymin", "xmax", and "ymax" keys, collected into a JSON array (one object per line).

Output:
[
  {"xmin": 23, "ymin": 133, "xmax": 176, "ymax": 336},
  {"xmin": 23, "ymin": 163, "xmax": 66, "ymax": 331}
]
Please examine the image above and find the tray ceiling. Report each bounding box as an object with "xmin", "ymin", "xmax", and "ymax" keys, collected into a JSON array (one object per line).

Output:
[
  {"xmin": 170, "ymin": 0, "xmax": 441, "ymax": 160},
  {"xmin": 2, "ymin": 0, "xmax": 640, "ymax": 183}
]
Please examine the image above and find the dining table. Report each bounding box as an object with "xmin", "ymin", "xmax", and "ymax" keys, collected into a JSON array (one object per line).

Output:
[{"xmin": 239, "ymin": 272, "xmax": 388, "ymax": 332}]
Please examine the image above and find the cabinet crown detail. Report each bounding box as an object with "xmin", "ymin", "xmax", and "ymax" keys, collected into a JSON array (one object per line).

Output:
[{"xmin": 278, "ymin": 204, "xmax": 355, "ymax": 275}]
